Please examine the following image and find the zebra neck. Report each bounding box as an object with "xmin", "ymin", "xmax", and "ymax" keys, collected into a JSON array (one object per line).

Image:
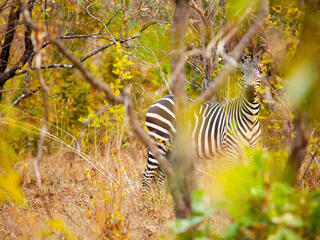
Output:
[{"xmin": 239, "ymin": 91, "xmax": 260, "ymax": 116}]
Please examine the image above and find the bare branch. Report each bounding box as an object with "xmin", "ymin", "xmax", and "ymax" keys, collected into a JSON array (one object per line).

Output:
[
  {"xmin": 76, "ymin": 0, "xmax": 117, "ymax": 43},
  {"xmin": 55, "ymin": 34, "xmax": 112, "ymax": 41},
  {"xmin": 0, "ymin": 0, "xmax": 34, "ymax": 99},
  {"xmin": 33, "ymin": 31, "xmax": 49, "ymax": 190},
  {"xmin": 39, "ymin": 33, "xmax": 111, "ymax": 50},
  {"xmin": 190, "ymin": 0, "xmax": 207, "ymax": 26},
  {"xmin": 0, "ymin": 88, "xmax": 29, "ymax": 92},
  {"xmin": 11, "ymin": 87, "xmax": 40, "ymax": 106},
  {"xmin": 14, "ymin": 41, "xmax": 129, "ymax": 76},
  {"xmin": 0, "ymin": 0, "xmax": 9, "ymax": 12},
  {"xmin": 47, "ymin": 24, "xmax": 154, "ymax": 104},
  {"xmin": 23, "ymin": 57, "xmax": 33, "ymax": 94},
  {"xmin": 37, "ymin": 63, "xmax": 74, "ymax": 69},
  {"xmin": 15, "ymin": 63, "xmax": 74, "ymax": 76},
  {"xmin": 197, "ymin": 0, "xmax": 269, "ymax": 105},
  {"xmin": 12, "ymin": 25, "xmax": 153, "ymax": 77},
  {"xmin": 79, "ymin": 38, "xmax": 130, "ymax": 63},
  {"xmin": 77, "ymin": 105, "xmax": 110, "ymax": 152},
  {"xmin": 105, "ymin": 7, "xmax": 123, "ymax": 27},
  {"xmin": 40, "ymin": 21, "xmax": 154, "ymax": 50},
  {"xmin": 123, "ymin": 87, "xmax": 173, "ymax": 177},
  {"xmin": 20, "ymin": 1, "xmax": 172, "ymax": 180},
  {"xmin": 0, "ymin": 3, "xmax": 20, "ymax": 73},
  {"xmin": 0, "ymin": 3, "xmax": 21, "ymax": 97},
  {"xmin": 51, "ymin": 38, "xmax": 124, "ymax": 105},
  {"xmin": 301, "ymin": 152, "xmax": 318, "ymax": 182}
]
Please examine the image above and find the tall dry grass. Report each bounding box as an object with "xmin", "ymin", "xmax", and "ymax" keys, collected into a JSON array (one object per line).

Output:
[
  {"xmin": 0, "ymin": 110, "xmax": 318, "ymax": 239},
  {"xmin": 0, "ymin": 141, "xmax": 176, "ymax": 239}
]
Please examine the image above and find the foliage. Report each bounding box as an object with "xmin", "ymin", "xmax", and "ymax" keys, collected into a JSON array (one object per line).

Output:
[
  {"xmin": 0, "ymin": 108, "xmax": 26, "ymax": 205},
  {"xmin": 169, "ymin": 189, "xmax": 216, "ymax": 239},
  {"xmin": 85, "ymin": 165, "xmax": 131, "ymax": 239},
  {"xmin": 219, "ymin": 149, "xmax": 320, "ymax": 239},
  {"xmin": 38, "ymin": 218, "xmax": 77, "ymax": 240},
  {"xmin": 0, "ymin": 0, "xmax": 319, "ymax": 239},
  {"xmin": 170, "ymin": 149, "xmax": 320, "ymax": 239}
]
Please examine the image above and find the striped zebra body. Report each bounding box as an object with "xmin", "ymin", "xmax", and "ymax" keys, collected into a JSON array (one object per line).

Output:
[
  {"xmin": 193, "ymin": 101, "xmax": 227, "ymax": 159},
  {"xmin": 142, "ymin": 56, "xmax": 263, "ymax": 191},
  {"xmin": 143, "ymin": 96, "xmax": 176, "ymax": 190},
  {"xmin": 224, "ymin": 95, "xmax": 261, "ymax": 160}
]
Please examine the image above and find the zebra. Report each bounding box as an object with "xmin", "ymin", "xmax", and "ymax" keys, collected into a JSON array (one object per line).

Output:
[{"xmin": 142, "ymin": 56, "xmax": 263, "ymax": 191}]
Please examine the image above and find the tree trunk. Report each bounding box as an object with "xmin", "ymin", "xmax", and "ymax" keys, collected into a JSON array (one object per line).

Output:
[{"xmin": 169, "ymin": 0, "xmax": 196, "ymax": 219}]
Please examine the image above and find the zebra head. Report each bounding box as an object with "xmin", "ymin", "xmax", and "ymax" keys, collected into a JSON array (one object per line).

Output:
[{"xmin": 240, "ymin": 56, "xmax": 263, "ymax": 93}]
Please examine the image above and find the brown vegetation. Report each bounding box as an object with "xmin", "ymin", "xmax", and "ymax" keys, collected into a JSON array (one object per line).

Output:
[{"xmin": 0, "ymin": 0, "xmax": 319, "ymax": 239}]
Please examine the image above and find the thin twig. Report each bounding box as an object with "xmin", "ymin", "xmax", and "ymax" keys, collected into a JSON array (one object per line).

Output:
[
  {"xmin": 0, "ymin": 0, "xmax": 9, "ymax": 12},
  {"xmin": 23, "ymin": 57, "xmax": 33, "ymax": 94},
  {"xmin": 301, "ymin": 152, "xmax": 318, "ymax": 180},
  {"xmin": 196, "ymin": 0, "xmax": 269, "ymax": 105},
  {"xmin": 14, "ymin": 29, "xmax": 152, "ymax": 77},
  {"xmin": 20, "ymin": 3, "xmax": 172, "ymax": 179},
  {"xmin": 105, "ymin": 7, "xmax": 122, "ymax": 27},
  {"xmin": 0, "ymin": 117, "xmax": 129, "ymax": 193},
  {"xmin": 123, "ymin": 87, "xmax": 173, "ymax": 177},
  {"xmin": 0, "ymin": 0, "xmax": 34, "ymax": 91},
  {"xmin": 150, "ymin": 48, "xmax": 172, "ymax": 94},
  {"xmin": 50, "ymin": 39, "xmax": 123, "ymax": 103},
  {"xmin": 77, "ymin": 105, "xmax": 110, "ymax": 152},
  {"xmin": 124, "ymin": 38, "xmax": 172, "ymax": 94},
  {"xmin": 33, "ymin": 32, "xmax": 49, "ymax": 190},
  {"xmin": 76, "ymin": 0, "xmax": 117, "ymax": 44},
  {"xmin": 11, "ymin": 87, "xmax": 40, "ymax": 106},
  {"xmin": 190, "ymin": 0, "xmax": 207, "ymax": 25}
]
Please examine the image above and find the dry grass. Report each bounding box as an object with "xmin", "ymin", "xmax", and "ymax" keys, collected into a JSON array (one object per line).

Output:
[
  {"xmin": 300, "ymin": 157, "xmax": 320, "ymax": 191},
  {"xmin": 0, "ymin": 108, "xmax": 230, "ymax": 239},
  {"xmin": 0, "ymin": 144, "xmax": 175, "ymax": 239},
  {"xmin": 1, "ymin": 139, "xmax": 318, "ymax": 239},
  {"xmin": 0, "ymin": 139, "xmax": 233, "ymax": 239}
]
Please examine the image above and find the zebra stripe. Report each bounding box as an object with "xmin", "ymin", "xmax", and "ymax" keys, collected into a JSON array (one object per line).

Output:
[{"xmin": 141, "ymin": 57, "xmax": 263, "ymax": 192}]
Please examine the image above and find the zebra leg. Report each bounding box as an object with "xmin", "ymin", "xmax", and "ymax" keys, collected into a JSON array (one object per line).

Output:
[
  {"xmin": 153, "ymin": 167, "xmax": 167, "ymax": 205},
  {"xmin": 141, "ymin": 150, "xmax": 159, "ymax": 196},
  {"xmin": 156, "ymin": 167, "xmax": 166, "ymax": 194}
]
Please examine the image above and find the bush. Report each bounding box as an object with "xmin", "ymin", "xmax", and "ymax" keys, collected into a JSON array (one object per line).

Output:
[{"xmin": 171, "ymin": 148, "xmax": 320, "ymax": 239}]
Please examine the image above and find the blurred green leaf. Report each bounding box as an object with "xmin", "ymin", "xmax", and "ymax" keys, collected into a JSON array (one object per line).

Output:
[
  {"xmin": 286, "ymin": 60, "xmax": 318, "ymax": 107},
  {"xmin": 271, "ymin": 213, "xmax": 303, "ymax": 227},
  {"xmin": 170, "ymin": 216, "xmax": 204, "ymax": 234},
  {"xmin": 226, "ymin": 0, "xmax": 258, "ymax": 20},
  {"xmin": 268, "ymin": 228, "xmax": 301, "ymax": 240},
  {"xmin": 223, "ymin": 222, "xmax": 239, "ymax": 240}
]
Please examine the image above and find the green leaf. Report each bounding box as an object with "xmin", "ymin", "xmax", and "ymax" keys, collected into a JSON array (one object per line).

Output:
[
  {"xmin": 169, "ymin": 216, "xmax": 204, "ymax": 234},
  {"xmin": 124, "ymin": 0, "xmax": 130, "ymax": 7},
  {"xmin": 223, "ymin": 222, "xmax": 239, "ymax": 240},
  {"xmin": 309, "ymin": 191, "xmax": 320, "ymax": 226},
  {"xmin": 271, "ymin": 213, "xmax": 303, "ymax": 228},
  {"xmin": 226, "ymin": 0, "xmax": 258, "ymax": 20},
  {"xmin": 191, "ymin": 189, "xmax": 214, "ymax": 216},
  {"xmin": 286, "ymin": 60, "xmax": 318, "ymax": 107},
  {"xmin": 268, "ymin": 228, "xmax": 301, "ymax": 240}
]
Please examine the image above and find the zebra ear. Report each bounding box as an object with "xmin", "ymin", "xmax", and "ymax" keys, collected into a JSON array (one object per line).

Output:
[
  {"xmin": 255, "ymin": 45, "xmax": 267, "ymax": 60},
  {"xmin": 241, "ymin": 55, "xmax": 247, "ymax": 63}
]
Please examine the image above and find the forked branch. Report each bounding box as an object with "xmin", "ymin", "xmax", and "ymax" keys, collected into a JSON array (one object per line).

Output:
[
  {"xmin": 19, "ymin": 0, "xmax": 173, "ymax": 178},
  {"xmin": 196, "ymin": 0, "xmax": 269, "ymax": 105}
]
